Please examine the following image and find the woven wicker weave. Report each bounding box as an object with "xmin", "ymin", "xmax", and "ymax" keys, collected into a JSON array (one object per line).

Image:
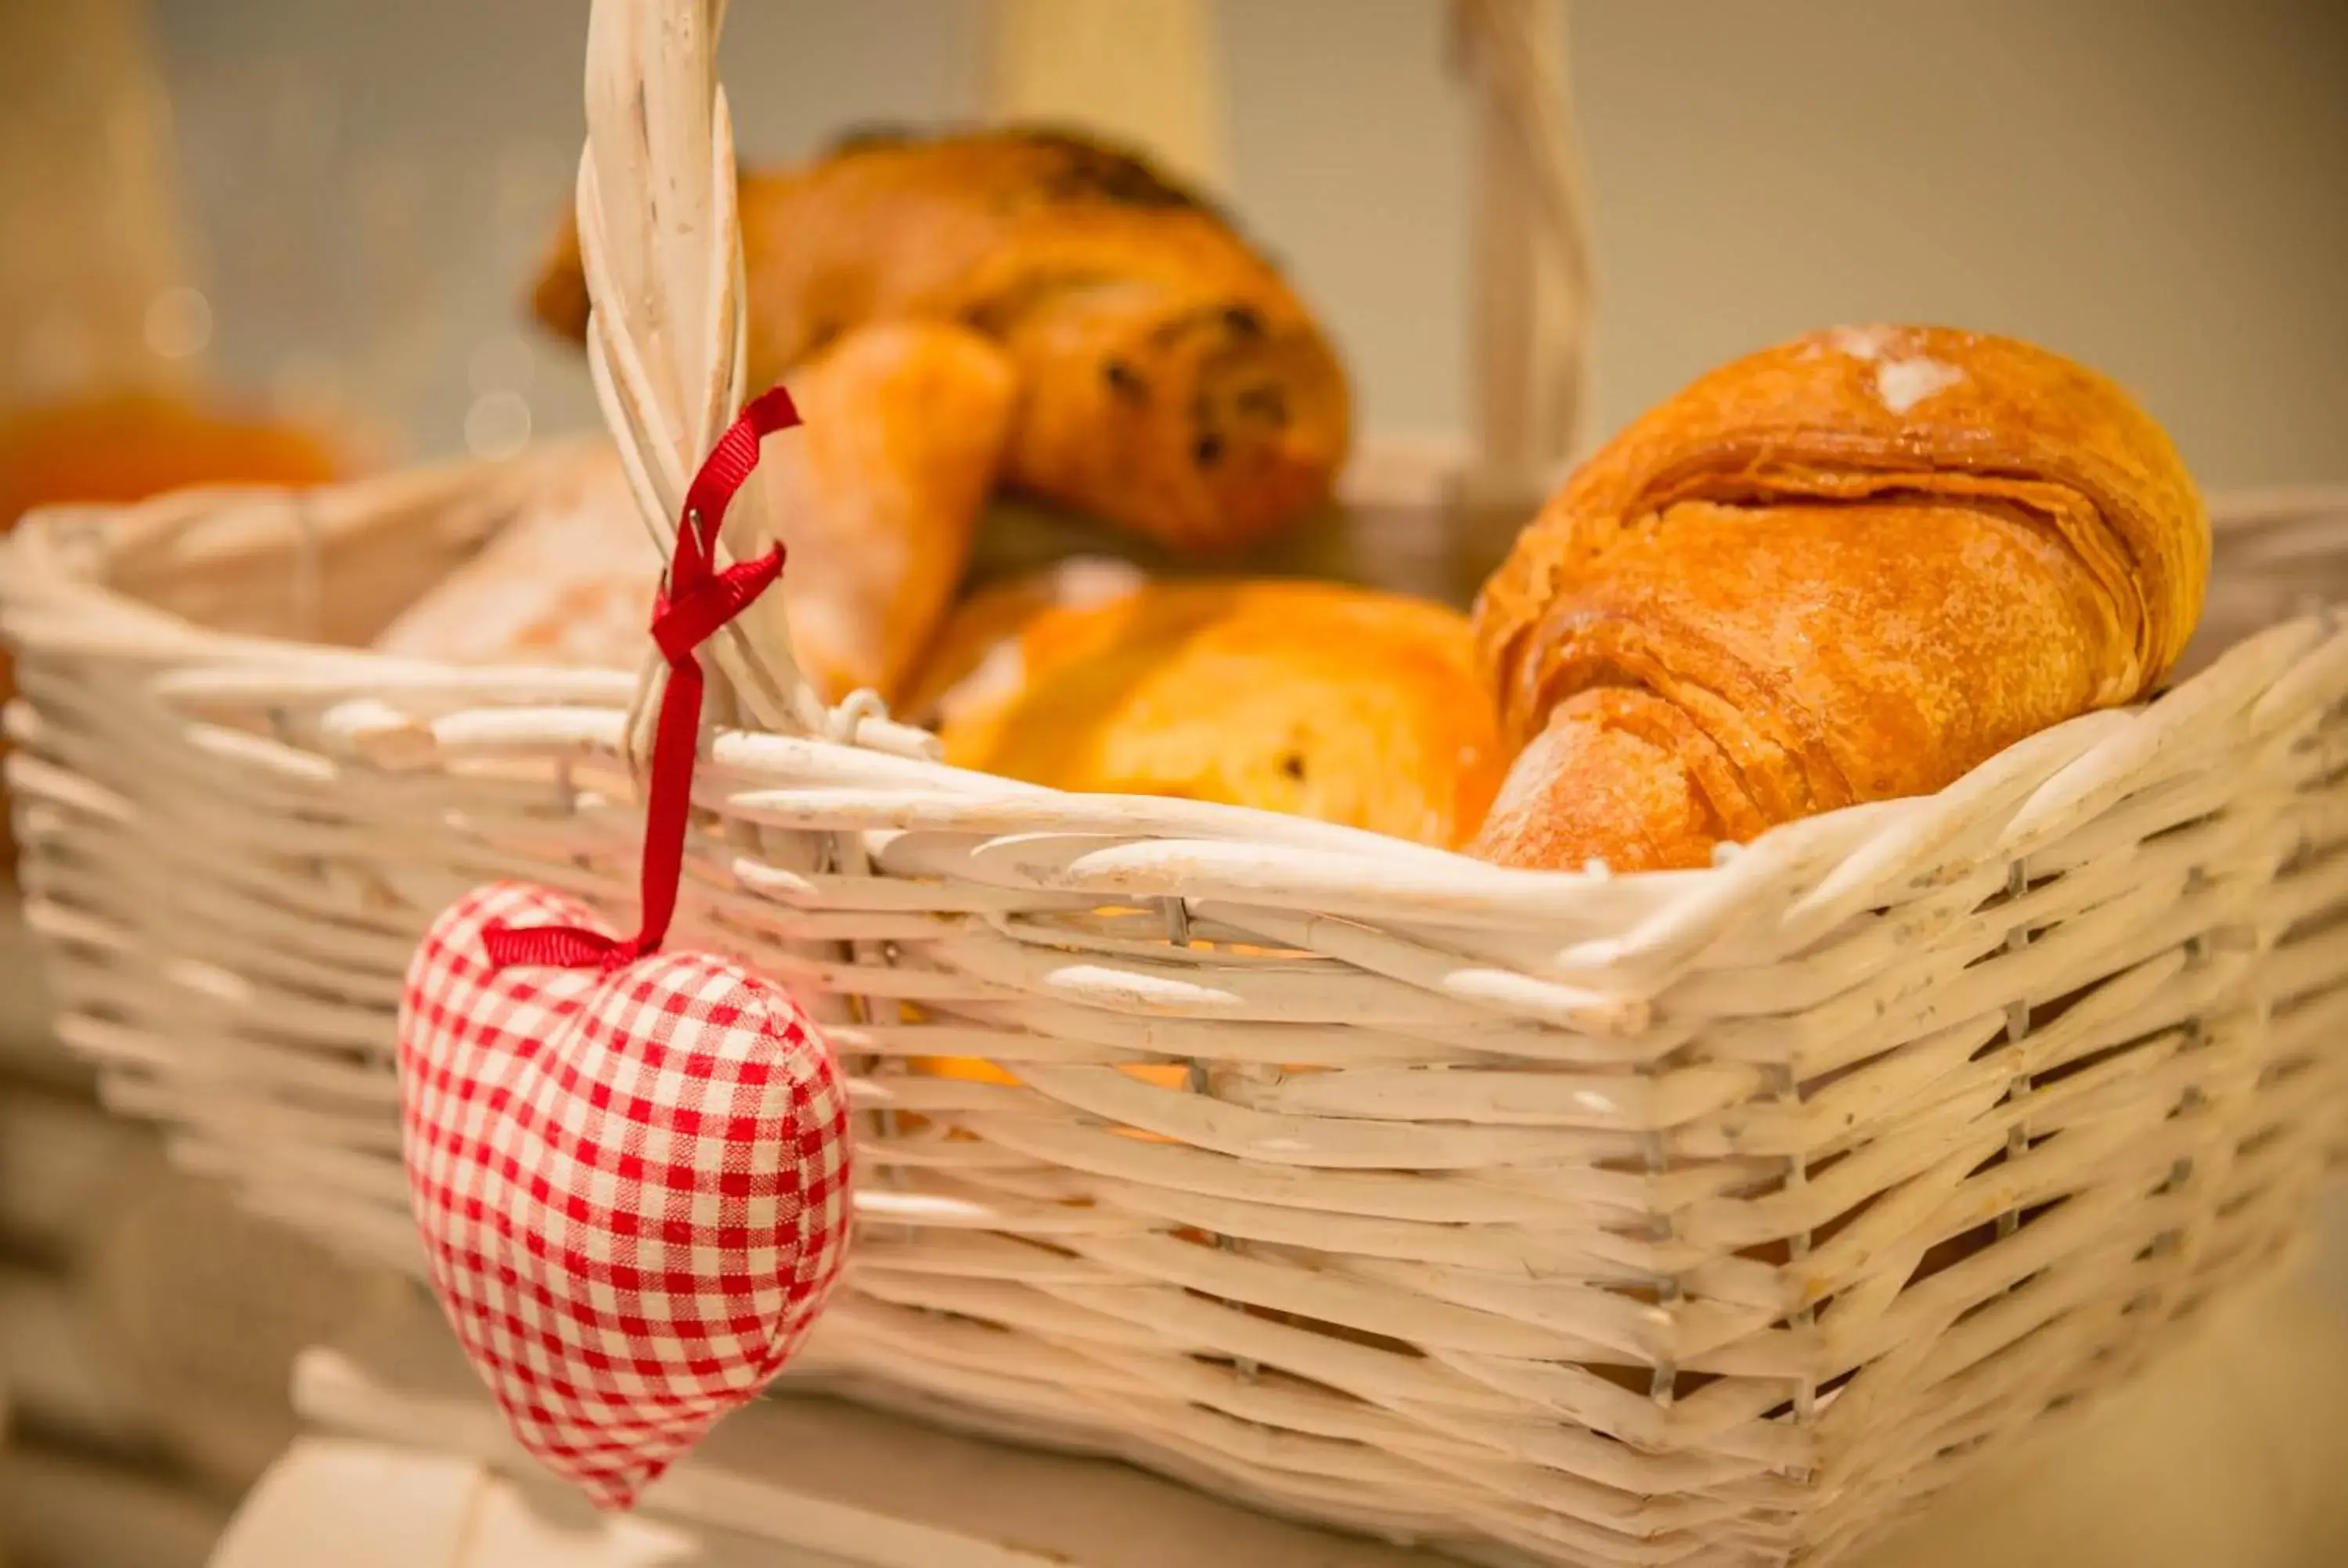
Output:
[{"xmin": 4, "ymin": 5, "xmax": 2346, "ymax": 1566}]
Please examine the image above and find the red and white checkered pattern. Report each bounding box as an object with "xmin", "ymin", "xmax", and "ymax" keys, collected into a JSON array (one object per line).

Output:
[{"xmin": 397, "ymin": 882, "xmax": 852, "ymax": 1508}]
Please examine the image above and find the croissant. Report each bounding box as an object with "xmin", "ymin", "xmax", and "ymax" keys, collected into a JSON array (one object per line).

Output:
[
  {"xmin": 532, "ymin": 125, "xmax": 1351, "ymax": 554},
  {"xmin": 1471, "ymin": 325, "xmax": 2210, "ymax": 873}
]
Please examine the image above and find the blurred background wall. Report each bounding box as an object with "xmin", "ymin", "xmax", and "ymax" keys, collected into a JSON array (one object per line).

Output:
[{"xmin": 128, "ymin": 0, "xmax": 2348, "ymax": 487}]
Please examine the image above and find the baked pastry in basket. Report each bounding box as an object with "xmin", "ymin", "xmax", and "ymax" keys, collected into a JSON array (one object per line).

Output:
[
  {"xmin": 378, "ymin": 321, "xmax": 1014, "ymax": 704},
  {"xmin": 921, "ymin": 574, "xmax": 1507, "ymax": 850},
  {"xmin": 770, "ymin": 320, "xmax": 1017, "ymax": 700},
  {"xmin": 1471, "ymin": 324, "xmax": 2211, "ymax": 872},
  {"xmin": 895, "ymin": 555, "xmax": 1150, "ymax": 728},
  {"xmin": 373, "ymin": 442, "xmax": 644, "ymax": 668},
  {"xmin": 533, "ymin": 125, "xmax": 1350, "ymax": 554}
]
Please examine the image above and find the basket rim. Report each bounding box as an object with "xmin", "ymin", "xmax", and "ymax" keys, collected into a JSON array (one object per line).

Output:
[{"xmin": 6, "ymin": 465, "xmax": 2347, "ymax": 985}]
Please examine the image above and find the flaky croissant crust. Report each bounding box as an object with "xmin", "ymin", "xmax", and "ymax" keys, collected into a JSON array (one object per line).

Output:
[{"xmin": 1476, "ymin": 325, "xmax": 2210, "ymax": 749}]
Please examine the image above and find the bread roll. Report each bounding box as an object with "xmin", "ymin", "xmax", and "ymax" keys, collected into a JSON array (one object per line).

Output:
[
  {"xmin": 928, "ymin": 577, "xmax": 1507, "ymax": 849},
  {"xmin": 897, "ymin": 556, "xmax": 1149, "ymax": 728},
  {"xmin": 377, "ymin": 321, "xmax": 1013, "ymax": 705},
  {"xmin": 533, "ymin": 126, "xmax": 1349, "ymax": 554},
  {"xmin": 1471, "ymin": 325, "xmax": 2210, "ymax": 873}
]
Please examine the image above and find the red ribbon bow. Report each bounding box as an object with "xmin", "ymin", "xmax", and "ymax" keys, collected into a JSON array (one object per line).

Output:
[{"xmin": 482, "ymin": 387, "xmax": 801, "ymax": 973}]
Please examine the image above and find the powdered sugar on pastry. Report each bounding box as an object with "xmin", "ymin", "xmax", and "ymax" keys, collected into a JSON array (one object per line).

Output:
[
  {"xmin": 1874, "ymin": 356, "xmax": 1965, "ymax": 414},
  {"xmin": 1044, "ymin": 556, "xmax": 1147, "ymax": 610},
  {"xmin": 1827, "ymin": 325, "xmax": 1900, "ymax": 361},
  {"xmin": 1815, "ymin": 325, "xmax": 1965, "ymax": 412}
]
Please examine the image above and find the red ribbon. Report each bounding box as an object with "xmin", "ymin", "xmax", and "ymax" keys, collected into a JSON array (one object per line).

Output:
[{"xmin": 483, "ymin": 387, "xmax": 802, "ymax": 973}]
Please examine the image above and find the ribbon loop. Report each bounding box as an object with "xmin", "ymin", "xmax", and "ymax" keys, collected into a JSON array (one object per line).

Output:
[
  {"xmin": 488, "ymin": 387, "xmax": 804, "ymax": 973},
  {"xmin": 652, "ymin": 545, "xmax": 787, "ymax": 667}
]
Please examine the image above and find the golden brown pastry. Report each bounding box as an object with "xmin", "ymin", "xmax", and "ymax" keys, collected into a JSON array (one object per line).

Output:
[
  {"xmin": 769, "ymin": 320, "xmax": 1017, "ymax": 702},
  {"xmin": 930, "ymin": 577, "xmax": 1507, "ymax": 849},
  {"xmin": 1471, "ymin": 324, "xmax": 2210, "ymax": 873},
  {"xmin": 533, "ymin": 125, "xmax": 1350, "ymax": 554},
  {"xmin": 897, "ymin": 556, "xmax": 1148, "ymax": 727},
  {"xmin": 377, "ymin": 322, "xmax": 1013, "ymax": 705}
]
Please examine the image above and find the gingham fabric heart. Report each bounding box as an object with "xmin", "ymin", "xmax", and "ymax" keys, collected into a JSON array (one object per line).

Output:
[{"xmin": 398, "ymin": 880, "xmax": 852, "ymax": 1508}]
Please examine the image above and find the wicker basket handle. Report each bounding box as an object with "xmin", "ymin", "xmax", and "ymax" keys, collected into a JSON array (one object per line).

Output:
[
  {"xmin": 1453, "ymin": 0, "xmax": 1595, "ymax": 496},
  {"xmin": 579, "ymin": 0, "xmax": 818, "ymax": 748},
  {"xmin": 985, "ymin": 0, "xmax": 1596, "ymax": 495}
]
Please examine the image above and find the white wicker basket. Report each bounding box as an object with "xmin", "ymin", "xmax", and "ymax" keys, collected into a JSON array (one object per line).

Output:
[{"xmin": 5, "ymin": 5, "xmax": 2347, "ymax": 1566}]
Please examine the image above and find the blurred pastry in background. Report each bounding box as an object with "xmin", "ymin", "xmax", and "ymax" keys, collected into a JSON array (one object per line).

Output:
[
  {"xmin": 533, "ymin": 125, "xmax": 1350, "ymax": 555},
  {"xmin": 376, "ymin": 321, "xmax": 1015, "ymax": 705},
  {"xmin": 0, "ymin": 391, "xmax": 343, "ymax": 523},
  {"xmin": 0, "ymin": 390, "xmax": 347, "ymax": 874},
  {"xmin": 922, "ymin": 576, "xmax": 1506, "ymax": 848},
  {"xmin": 1470, "ymin": 324, "xmax": 2211, "ymax": 873}
]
